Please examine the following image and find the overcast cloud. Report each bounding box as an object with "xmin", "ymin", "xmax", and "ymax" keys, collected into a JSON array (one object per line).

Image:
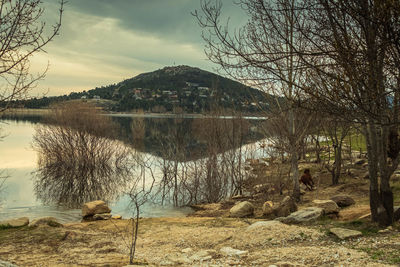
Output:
[{"xmin": 28, "ymin": 0, "xmax": 247, "ymax": 96}]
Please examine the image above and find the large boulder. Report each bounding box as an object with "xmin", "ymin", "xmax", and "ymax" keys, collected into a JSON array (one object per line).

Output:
[
  {"xmin": 229, "ymin": 201, "xmax": 254, "ymax": 218},
  {"xmin": 273, "ymin": 196, "xmax": 297, "ymax": 217},
  {"xmin": 330, "ymin": 227, "xmax": 362, "ymax": 239},
  {"xmin": 82, "ymin": 200, "xmax": 111, "ymax": 217},
  {"xmin": 0, "ymin": 217, "xmax": 29, "ymax": 228},
  {"xmin": 330, "ymin": 195, "xmax": 355, "ymax": 208},
  {"xmin": 312, "ymin": 200, "xmax": 340, "ymax": 214},
  {"xmin": 277, "ymin": 207, "xmax": 323, "ymax": 224}
]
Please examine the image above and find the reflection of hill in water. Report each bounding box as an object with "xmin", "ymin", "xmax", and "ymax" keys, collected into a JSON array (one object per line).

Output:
[
  {"xmin": 113, "ymin": 116, "xmax": 265, "ymax": 161},
  {"xmin": 0, "ymin": 114, "xmax": 265, "ymax": 161}
]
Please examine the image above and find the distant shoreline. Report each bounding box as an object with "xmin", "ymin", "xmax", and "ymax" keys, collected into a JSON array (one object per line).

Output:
[{"xmin": 1, "ymin": 108, "xmax": 267, "ymax": 120}]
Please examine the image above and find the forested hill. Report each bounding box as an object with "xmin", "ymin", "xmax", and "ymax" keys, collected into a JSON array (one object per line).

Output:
[{"xmin": 14, "ymin": 65, "xmax": 275, "ymax": 113}]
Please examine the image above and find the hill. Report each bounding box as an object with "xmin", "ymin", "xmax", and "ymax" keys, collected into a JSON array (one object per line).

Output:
[{"xmin": 13, "ymin": 65, "xmax": 275, "ymax": 114}]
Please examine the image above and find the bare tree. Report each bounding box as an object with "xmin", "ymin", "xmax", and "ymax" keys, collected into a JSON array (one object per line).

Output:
[
  {"xmin": 0, "ymin": 0, "xmax": 64, "ymax": 111},
  {"xmin": 295, "ymin": 0, "xmax": 400, "ymax": 225},
  {"xmin": 32, "ymin": 102, "xmax": 131, "ymax": 207},
  {"xmin": 322, "ymin": 117, "xmax": 351, "ymax": 185},
  {"xmin": 194, "ymin": 0, "xmax": 314, "ymax": 201}
]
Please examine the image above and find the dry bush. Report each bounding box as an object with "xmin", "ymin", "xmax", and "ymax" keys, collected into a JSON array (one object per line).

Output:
[{"xmin": 32, "ymin": 102, "xmax": 132, "ymax": 207}]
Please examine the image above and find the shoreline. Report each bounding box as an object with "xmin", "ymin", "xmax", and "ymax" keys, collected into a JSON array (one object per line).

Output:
[{"xmin": 1, "ymin": 108, "xmax": 268, "ymax": 120}]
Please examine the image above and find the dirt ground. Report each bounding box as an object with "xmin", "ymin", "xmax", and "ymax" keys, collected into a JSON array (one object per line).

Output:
[
  {"xmin": 1, "ymin": 161, "xmax": 400, "ymax": 267},
  {"xmin": 0, "ymin": 214, "xmax": 399, "ymax": 267}
]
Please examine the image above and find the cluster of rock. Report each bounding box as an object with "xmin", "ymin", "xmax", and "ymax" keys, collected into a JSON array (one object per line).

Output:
[
  {"xmin": 0, "ymin": 216, "xmax": 61, "ymax": 229},
  {"xmin": 82, "ymin": 200, "xmax": 122, "ymax": 221},
  {"xmin": 229, "ymin": 194, "xmax": 356, "ymax": 224}
]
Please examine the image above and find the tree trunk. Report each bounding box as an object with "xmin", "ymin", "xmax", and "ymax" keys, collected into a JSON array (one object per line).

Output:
[
  {"xmin": 365, "ymin": 123, "xmax": 381, "ymax": 222},
  {"xmin": 291, "ymin": 149, "xmax": 301, "ymax": 202}
]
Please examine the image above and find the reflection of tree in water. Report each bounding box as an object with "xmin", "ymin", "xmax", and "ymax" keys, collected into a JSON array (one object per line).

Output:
[
  {"xmin": 32, "ymin": 102, "xmax": 132, "ymax": 208},
  {"xmin": 114, "ymin": 116, "xmax": 265, "ymax": 161}
]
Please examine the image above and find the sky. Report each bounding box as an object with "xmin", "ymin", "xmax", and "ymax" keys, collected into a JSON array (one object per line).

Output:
[{"xmin": 29, "ymin": 0, "xmax": 247, "ymax": 97}]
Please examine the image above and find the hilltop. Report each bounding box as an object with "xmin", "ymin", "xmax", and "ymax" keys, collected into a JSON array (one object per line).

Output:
[{"xmin": 12, "ymin": 66, "xmax": 274, "ymax": 114}]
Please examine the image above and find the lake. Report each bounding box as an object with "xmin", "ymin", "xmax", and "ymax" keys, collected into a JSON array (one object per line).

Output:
[{"xmin": 0, "ymin": 113, "xmax": 266, "ymax": 223}]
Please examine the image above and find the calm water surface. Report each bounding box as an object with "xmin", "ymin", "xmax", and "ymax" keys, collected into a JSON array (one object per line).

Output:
[
  {"xmin": 0, "ymin": 114, "xmax": 266, "ymax": 223},
  {"xmin": 0, "ymin": 118, "xmax": 193, "ymax": 223}
]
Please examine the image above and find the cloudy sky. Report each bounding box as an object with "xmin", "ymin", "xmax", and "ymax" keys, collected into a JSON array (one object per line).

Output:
[{"xmin": 29, "ymin": 0, "xmax": 246, "ymax": 96}]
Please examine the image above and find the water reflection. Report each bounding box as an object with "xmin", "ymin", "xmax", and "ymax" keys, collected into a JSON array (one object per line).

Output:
[
  {"xmin": 0, "ymin": 110, "xmax": 266, "ymax": 220},
  {"xmin": 32, "ymin": 103, "xmax": 132, "ymax": 208}
]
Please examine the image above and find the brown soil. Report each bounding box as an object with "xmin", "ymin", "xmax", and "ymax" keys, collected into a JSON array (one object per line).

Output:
[
  {"xmin": 1, "ymin": 161, "xmax": 399, "ymax": 266},
  {"xmin": 0, "ymin": 216, "xmax": 399, "ymax": 267}
]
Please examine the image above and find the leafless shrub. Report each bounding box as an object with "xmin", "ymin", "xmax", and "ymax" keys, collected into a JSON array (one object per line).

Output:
[{"xmin": 32, "ymin": 102, "xmax": 132, "ymax": 207}]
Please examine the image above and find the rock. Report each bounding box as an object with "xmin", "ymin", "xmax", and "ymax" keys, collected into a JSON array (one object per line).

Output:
[
  {"xmin": 273, "ymin": 196, "xmax": 297, "ymax": 217},
  {"xmin": 330, "ymin": 227, "xmax": 362, "ymax": 239},
  {"xmin": 362, "ymin": 162, "xmax": 368, "ymax": 168},
  {"xmin": 262, "ymin": 201, "xmax": 274, "ymax": 216},
  {"xmin": 378, "ymin": 228, "xmax": 391, "ymax": 233},
  {"xmin": 82, "ymin": 200, "xmax": 111, "ymax": 217},
  {"xmin": 363, "ymin": 171, "xmax": 369, "ymax": 179},
  {"xmin": 355, "ymin": 159, "xmax": 366, "ymax": 165},
  {"xmin": 189, "ymin": 250, "xmax": 214, "ymax": 261},
  {"xmin": 93, "ymin": 213, "xmax": 112, "ymax": 220},
  {"xmin": 29, "ymin": 217, "xmax": 61, "ymax": 227},
  {"xmin": 219, "ymin": 247, "xmax": 248, "ymax": 257},
  {"xmin": 279, "ymin": 207, "xmax": 324, "ymax": 224},
  {"xmin": 330, "ymin": 195, "xmax": 355, "ymax": 207},
  {"xmin": 112, "ymin": 215, "xmax": 122, "ymax": 219},
  {"xmin": 0, "ymin": 260, "xmax": 19, "ymax": 267},
  {"xmin": 312, "ymin": 200, "xmax": 340, "ymax": 214},
  {"xmin": 0, "ymin": 217, "xmax": 29, "ymax": 228},
  {"xmin": 229, "ymin": 201, "xmax": 254, "ymax": 218},
  {"xmin": 246, "ymin": 220, "xmax": 282, "ymax": 231}
]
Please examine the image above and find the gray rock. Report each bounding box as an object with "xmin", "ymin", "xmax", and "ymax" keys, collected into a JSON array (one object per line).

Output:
[
  {"xmin": 330, "ymin": 195, "xmax": 355, "ymax": 207},
  {"xmin": 0, "ymin": 260, "xmax": 19, "ymax": 267},
  {"xmin": 229, "ymin": 201, "xmax": 254, "ymax": 218},
  {"xmin": 280, "ymin": 207, "xmax": 324, "ymax": 224},
  {"xmin": 93, "ymin": 213, "xmax": 112, "ymax": 220},
  {"xmin": 312, "ymin": 200, "xmax": 340, "ymax": 214},
  {"xmin": 189, "ymin": 250, "xmax": 214, "ymax": 261},
  {"xmin": 82, "ymin": 200, "xmax": 111, "ymax": 217},
  {"xmin": 246, "ymin": 220, "xmax": 282, "ymax": 231},
  {"xmin": 219, "ymin": 247, "xmax": 248, "ymax": 257},
  {"xmin": 0, "ymin": 217, "xmax": 29, "ymax": 228},
  {"xmin": 330, "ymin": 227, "xmax": 362, "ymax": 239},
  {"xmin": 29, "ymin": 217, "xmax": 61, "ymax": 227},
  {"xmin": 273, "ymin": 196, "xmax": 297, "ymax": 217}
]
